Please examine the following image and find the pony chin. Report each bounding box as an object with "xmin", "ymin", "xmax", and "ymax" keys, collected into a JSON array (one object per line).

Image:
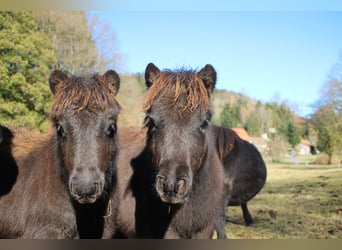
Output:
[
  {"xmin": 75, "ymin": 196, "xmax": 98, "ymax": 204},
  {"xmin": 69, "ymin": 181, "xmax": 104, "ymax": 204},
  {"xmin": 159, "ymin": 194, "xmax": 188, "ymax": 205}
]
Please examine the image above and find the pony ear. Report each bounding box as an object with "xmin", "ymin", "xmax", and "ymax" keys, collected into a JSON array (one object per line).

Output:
[
  {"xmin": 145, "ymin": 63, "xmax": 160, "ymax": 88},
  {"xmin": 103, "ymin": 70, "xmax": 120, "ymax": 96},
  {"xmin": 198, "ymin": 64, "xmax": 217, "ymax": 93},
  {"xmin": 49, "ymin": 70, "xmax": 68, "ymax": 95}
]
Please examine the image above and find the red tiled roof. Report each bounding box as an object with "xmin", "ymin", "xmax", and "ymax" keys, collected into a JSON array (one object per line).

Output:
[
  {"xmin": 301, "ymin": 139, "xmax": 311, "ymax": 145},
  {"xmin": 231, "ymin": 128, "xmax": 252, "ymax": 142}
]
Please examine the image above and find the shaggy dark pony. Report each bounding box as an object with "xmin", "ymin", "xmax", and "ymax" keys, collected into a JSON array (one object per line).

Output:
[
  {"xmin": 213, "ymin": 125, "xmax": 267, "ymax": 238},
  {"xmin": 114, "ymin": 63, "xmax": 225, "ymax": 238},
  {"xmin": 0, "ymin": 125, "xmax": 18, "ymax": 196},
  {"xmin": 0, "ymin": 70, "xmax": 121, "ymax": 238}
]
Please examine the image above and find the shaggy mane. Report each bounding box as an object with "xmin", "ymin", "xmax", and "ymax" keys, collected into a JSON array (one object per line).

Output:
[
  {"xmin": 141, "ymin": 69, "xmax": 211, "ymax": 112},
  {"xmin": 50, "ymin": 74, "xmax": 121, "ymax": 118}
]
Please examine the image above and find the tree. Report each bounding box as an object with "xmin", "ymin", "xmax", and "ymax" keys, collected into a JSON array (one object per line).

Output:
[
  {"xmin": 312, "ymin": 105, "xmax": 339, "ymax": 164},
  {"xmin": 0, "ymin": 12, "xmax": 56, "ymax": 130},
  {"xmin": 253, "ymin": 100, "xmax": 273, "ymax": 135},
  {"xmin": 311, "ymin": 78, "xmax": 342, "ymax": 164},
  {"xmin": 37, "ymin": 11, "xmax": 121, "ymax": 75},
  {"xmin": 0, "ymin": 11, "xmax": 122, "ymax": 131},
  {"xmin": 245, "ymin": 113, "xmax": 261, "ymax": 136},
  {"xmin": 301, "ymin": 121, "xmax": 310, "ymax": 140},
  {"xmin": 285, "ymin": 120, "xmax": 301, "ymax": 148},
  {"xmin": 37, "ymin": 11, "xmax": 97, "ymax": 75},
  {"xmin": 220, "ymin": 102, "xmax": 242, "ymax": 128},
  {"xmin": 87, "ymin": 13, "xmax": 122, "ymax": 73}
]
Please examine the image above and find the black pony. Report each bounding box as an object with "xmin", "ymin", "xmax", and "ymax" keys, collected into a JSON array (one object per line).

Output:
[
  {"xmin": 115, "ymin": 63, "xmax": 225, "ymax": 238},
  {"xmin": 0, "ymin": 125, "xmax": 18, "ymax": 196},
  {"xmin": 213, "ymin": 125, "xmax": 267, "ymax": 238}
]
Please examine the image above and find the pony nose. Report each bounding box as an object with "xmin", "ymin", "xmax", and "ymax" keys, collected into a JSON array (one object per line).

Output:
[
  {"xmin": 70, "ymin": 180, "xmax": 103, "ymax": 204},
  {"xmin": 156, "ymin": 175, "xmax": 189, "ymax": 201},
  {"xmin": 72, "ymin": 181, "xmax": 100, "ymax": 196}
]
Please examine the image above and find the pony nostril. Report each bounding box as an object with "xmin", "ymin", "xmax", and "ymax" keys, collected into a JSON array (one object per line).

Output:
[
  {"xmin": 156, "ymin": 174, "xmax": 165, "ymax": 180},
  {"xmin": 176, "ymin": 179, "xmax": 185, "ymax": 189},
  {"xmin": 70, "ymin": 182, "xmax": 77, "ymax": 196},
  {"xmin": 156, "ymin": 176, "xmax": 164, "ymax": 194},
  {"xmin": 175, "ymin": 179, "xmax": 188, "ymax": 196},
  {"xmin": 94, "ymin": 182, "xmax": 102, "ymax": 195}
]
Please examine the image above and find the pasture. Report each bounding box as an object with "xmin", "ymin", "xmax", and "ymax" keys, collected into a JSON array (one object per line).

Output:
[{"xmin": 221, "ymin": 163, "xmax": 342, "ymax": 239}]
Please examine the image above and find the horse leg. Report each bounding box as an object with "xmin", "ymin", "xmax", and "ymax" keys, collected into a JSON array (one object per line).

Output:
[
  {"xmin": 241, "ymin": 202, "xmax": 256, "ymax": 227},
  {"xmin": 215, "ymin": 192, "xmax": 229, "ymax": 239},
  {"xmin": 215, "ymin": 206, "xmax": 228, "ymax": 239}
]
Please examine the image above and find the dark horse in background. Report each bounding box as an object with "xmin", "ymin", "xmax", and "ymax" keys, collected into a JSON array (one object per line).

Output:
[
  {"xmin": 0, "ymin": 70, "xmax": 121, "ymax": 238},
  {"xmin": 115, "ymin": 63, "xmax": 225, "ymax": 238},
  {"xmin": 0, "ymin": 125, "xmax": 18, "ymax": 196},
  {"xmin": 213, "ymin": 125, "xmax": 267, "ymax": 239}
]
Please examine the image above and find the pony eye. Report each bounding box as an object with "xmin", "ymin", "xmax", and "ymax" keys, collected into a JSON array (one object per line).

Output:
[
  {"xmin": 144, "ymin": 116, "xmax": 156, "ymax": 132},
  {"xmin": 200, "ymin": 119, "xmax": 209, "ymax": 131},
  {"xmin": 106, "ymin": 123, "xmax": 117, "ymax": 138},
  {"xmin": 56, "ymin": 123, "xmax": 65, "ymax": 138}
]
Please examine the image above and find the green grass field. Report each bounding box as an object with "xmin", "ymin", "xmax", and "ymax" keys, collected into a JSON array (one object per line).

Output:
[{"xmin": 221, "ymin": 163, "xmax": 342, "ymax": 239}]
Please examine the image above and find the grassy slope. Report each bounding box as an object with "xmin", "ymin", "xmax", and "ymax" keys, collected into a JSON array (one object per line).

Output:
[{"xmin": 222, "ymin": 163, "xmax": 342, "ymax": 239}]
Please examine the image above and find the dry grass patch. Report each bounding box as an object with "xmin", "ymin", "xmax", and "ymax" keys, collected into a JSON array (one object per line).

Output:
[{"xmin": 223, "ymin": 163, "xmax": 342, "ymax": 239}]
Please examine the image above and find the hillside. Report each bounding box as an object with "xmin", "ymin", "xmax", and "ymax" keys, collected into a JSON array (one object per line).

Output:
[
  {"xmin": 116, "ymin": 74, "xmax": 146, "ymax": 127},
  {"xmin": 212, "ymin": 90, "xmax": 261, "ymax": 125}
]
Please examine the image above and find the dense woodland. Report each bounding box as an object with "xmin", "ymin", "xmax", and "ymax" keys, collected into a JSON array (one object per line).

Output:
[{"xmin": 0, "ymin": 11, "xmax": 341, "ymax": 162}]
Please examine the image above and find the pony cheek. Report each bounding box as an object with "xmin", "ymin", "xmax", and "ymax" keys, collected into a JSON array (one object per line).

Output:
[
  {"xmin": 58, "ymin": 143, "xmax": 74, "ymax": 174},
  {"xmin": 148, "ymin": 138, "xmax": 162, "ymax": 163},
  {"xmin": 190, "ymin": 155, "xmax": 204, "ymax": 172},
  {"xmin": 190, "ymin": 141, "xmax": 208, "ymax": 170},
  {"xmin": 100, "ymin": 143, "xmax": 117, "ymax": 172}
]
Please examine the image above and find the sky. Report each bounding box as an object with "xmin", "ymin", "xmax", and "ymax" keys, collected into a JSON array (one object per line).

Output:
[
  {"xmin": 86, "ymin": 2, "xmax": 342, "ymax": 117},
  {"xmin": 2, "ymin": 0, "xmax": 341, "ymax": 117},
  {"xmin": 5, "ymin": 0, "xmax": 342, "ymax": 116}
]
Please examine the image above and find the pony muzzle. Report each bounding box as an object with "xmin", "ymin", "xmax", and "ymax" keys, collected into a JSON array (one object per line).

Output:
[
  {"xmin": 155, "ymin": 175, "xmax": 191, "ymax": 204},
  {"xmin": 69, "ymin": 180, "xmax": 103, "ymax": 204}
]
